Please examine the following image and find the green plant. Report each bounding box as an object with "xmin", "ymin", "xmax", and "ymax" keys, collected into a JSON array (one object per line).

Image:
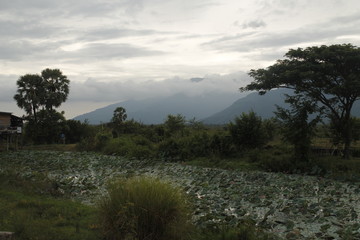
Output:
[
  {"xmin": 228, "ymin": 111, "xmax": 269, "ymax": 150},
  {"xmin": 98, "ymin": 176, "xmax": 193, "ymax": 240}
]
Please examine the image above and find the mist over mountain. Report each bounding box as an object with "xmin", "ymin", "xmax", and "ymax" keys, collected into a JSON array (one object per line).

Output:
[
  {"xmin": 74, "ymin": 88, "xmax": 360, "ymax": 125},
  {"xmin": 73, "ymin": 91, "xmax": 243, "ymax": 124},
  {"xmin": 203, "ymin": 89, "xmax": 360, "ymax": 124}
]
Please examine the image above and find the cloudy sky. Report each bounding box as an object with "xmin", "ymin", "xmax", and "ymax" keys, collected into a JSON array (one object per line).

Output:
[{"xmin": 1, "ymin": 0, "xmax": 360, "ymax": 118}]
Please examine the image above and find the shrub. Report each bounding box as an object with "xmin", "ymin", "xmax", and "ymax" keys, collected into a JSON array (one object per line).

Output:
[
  {"xmin": 228, "ymin": 111, "xmax": 269, "ymax": 150},
  {"xmin": 98, "ymin": 176, "xmax": 192, "ymax": 240},
  {"xmin": 102, "ymin": 136, "xmax": 155, "ymax": 159}
]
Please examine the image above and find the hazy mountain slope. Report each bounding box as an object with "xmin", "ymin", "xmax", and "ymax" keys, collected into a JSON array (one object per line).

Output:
[
  {"xmin": 73, "ymin": 92, "xmax": 243, "ymax": 124},
  {"xmin": 202, "ymin": 89, "xmax": 360, "ymax": 124}
]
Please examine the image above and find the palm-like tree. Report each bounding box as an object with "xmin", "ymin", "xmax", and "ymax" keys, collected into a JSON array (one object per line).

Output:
[
  {"xmin": 14, "ymin": 74, "xmax": 44, "ymax": 122},
  {"xmin": 41, "ymin": 68, "xmax": 70, "ymax": 111}
]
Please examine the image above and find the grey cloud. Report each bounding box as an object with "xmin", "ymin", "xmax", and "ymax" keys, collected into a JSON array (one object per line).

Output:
[
  {"xmin": 239, "ymin": 19, "xmax": 267, "ymax": 29},
  {"xmin": 78, "ymin": 28, "xmax": 162, "ymax": 41},
  {"xmin": 0, "ymin": 75, "xmax": 18, "ymax": 101},
  {"xmin": 68, "ymin": 71, "xmax": 251, "ymax": 102},
  {"xmin": 203, "ymin": 13, "xmax": 360, "ymax": 53},
  {"xmin": 0, "ymin": 40, "xmax": 44, "ymax": 61},
  {"xmin": 0, "ymin": 19, "xmax": 59, "ymax": 39},
  {"xmin": 65, "ymin": 43, "xmax": 165, "ymax": 61}
]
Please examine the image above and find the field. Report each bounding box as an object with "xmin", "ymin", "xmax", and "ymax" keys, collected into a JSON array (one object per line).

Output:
[{"xmin": 1, "ymin": 150, "xmax": 360, "ymax": 239}]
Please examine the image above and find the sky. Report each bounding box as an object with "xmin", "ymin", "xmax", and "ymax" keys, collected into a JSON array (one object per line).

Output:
[{"xmin": 1, "ymin": 0, "xmax": 360, "ymax": 118}]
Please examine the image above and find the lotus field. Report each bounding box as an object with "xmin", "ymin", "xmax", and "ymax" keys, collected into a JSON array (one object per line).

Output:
[{"xmin": 1, "ymin": 150, "xmax": 359, "ymax": 239}]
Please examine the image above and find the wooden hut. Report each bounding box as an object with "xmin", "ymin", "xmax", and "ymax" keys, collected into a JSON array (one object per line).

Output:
[{"xmin": 0, "ymin": 112, "xmax": 23, "ymax": 150}]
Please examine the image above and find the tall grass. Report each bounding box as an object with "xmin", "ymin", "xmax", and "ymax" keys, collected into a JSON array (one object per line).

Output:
[{"xmin": 98, "ymin": 176, "xmax": 193, "ymax": 240}]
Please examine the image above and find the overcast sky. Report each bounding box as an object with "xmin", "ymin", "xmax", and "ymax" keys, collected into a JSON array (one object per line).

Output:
[{"xmin": 1, "ymin": 0, "xmax": 360, "ymax": 118}]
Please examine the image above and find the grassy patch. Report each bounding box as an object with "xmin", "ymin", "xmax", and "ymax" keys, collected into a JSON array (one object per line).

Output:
[
  {"xmin": 0, "ymin": 172, "xmax": 99, "ymax": 240},
  {"xmin": 21, "ymin": 144, "xmax": 77, "ymax": 151}
]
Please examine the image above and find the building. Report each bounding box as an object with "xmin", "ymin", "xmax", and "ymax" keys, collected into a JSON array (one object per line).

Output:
[{"xmin": 0, "ymin": 112, "xmax": 23, "ymax": 150}]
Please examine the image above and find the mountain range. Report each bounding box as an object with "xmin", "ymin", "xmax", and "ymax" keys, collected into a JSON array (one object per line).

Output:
[
  {"xmin": 73, "ymin": 89, "xmax": 360, "ymax": 125},
  {"xmin": 73, "ymin": 91, "xmax": 243, "ymax": 124}
]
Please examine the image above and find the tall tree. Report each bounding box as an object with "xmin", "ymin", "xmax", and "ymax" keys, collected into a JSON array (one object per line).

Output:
[
  {"xmin": 275, "ymin": 95, "xmax": 322, "ymax": 162},
  {"xmin": 41, "ymin": 68, "xmax": 70, "ymax": 111},
  {"xmin": 14, "ymin": 74, "xmax": 44, "ymax": 123},
  {"xmin": 241, "ymin": 44, "xmax": 360, "ymax": 159}
]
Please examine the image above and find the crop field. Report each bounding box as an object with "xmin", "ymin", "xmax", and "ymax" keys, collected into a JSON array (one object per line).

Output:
[{"xmin": 1, "ymin": 150, "xmax": 359, "ymax": 239}]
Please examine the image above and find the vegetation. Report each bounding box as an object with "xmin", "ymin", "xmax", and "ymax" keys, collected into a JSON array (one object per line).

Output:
[
  {"xmin": 14, "ymin": 68, "xmax": 70, "ymax": 144},
  {"xmin": 241, "ymin": 44, "xmax": 360, "ymax": 159},
  {"xmin": 0, "ymin": 171, "xmax": 99, "ymax": 240},
  {"xmin": 98, "ymin": 176, "xmax": 193, "ymax": 240},
  {"xmin": 4, "ymin": 43, "xmax": 360, "ymax": 239}
]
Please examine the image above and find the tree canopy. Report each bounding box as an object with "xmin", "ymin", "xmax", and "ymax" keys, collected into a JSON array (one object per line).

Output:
[
  {"xmin": 14, "ymin": 68, "xmax": 70, "ymax": 121},
  {"xmin": 241, "ymin": 44, "xmax": 360, "ymax": 158},
  {"xmin": 14, "ymin": 68, "xmax": 70, "ymax": 143}
]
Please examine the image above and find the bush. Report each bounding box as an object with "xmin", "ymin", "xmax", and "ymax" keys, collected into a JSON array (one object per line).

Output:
[
  {"xmin": 228, "ymin": 111, "xmax": 269, "ymax": 150},
  {"xmin": 98, "ymin": 176, "xmax": 192, "ymax": 240},
  {"xmin": 102, "ymin": 136, "xmax": 155, "ymax": 159}
]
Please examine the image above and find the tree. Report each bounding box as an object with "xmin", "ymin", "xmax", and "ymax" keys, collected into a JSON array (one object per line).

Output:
[
  {"xmin": 164, "ymin": 114, "xmax": 186, "ymax": 137},
  {"xmin": 111, "ymin": 107, "xmax": 127, "ymax": 124},
  {"xmin": 14, "ymin": 69, "xmax": 70, "ymax": 121},
  {"xmin": 241, "ymin": 44, "xmax": 360, "ymax": 159},
  {"xmin": 111, "ymin": 107, "xmax": 127, "ymax": 136},
  {"xmin": 275, "ymin": 95, "xmax": 322, "ymax": 162},
  {"xmin": 41, "ymin": 68, "xmax": 70, "ymax": 111},
  {"xmin": 14, "ymin": 74, "xmax": 45, "ymax": 123},
  {"xmin": 228, "ymin": 111, "xmax": 268, "ymax": 149},
  {"xmin": 14, "ymin": 69, "xmax": 70, "ymax": 143}
]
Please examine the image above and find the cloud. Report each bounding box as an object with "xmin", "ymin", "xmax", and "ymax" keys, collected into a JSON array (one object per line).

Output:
[
  {"xmin": 0, "ymin": 75, "xmax": 18, "ymax": 101},
  {"xmin": 236, "ymin": 19, "xmax": 267, "ymax": 29},
  {"xmin": 78, "ymin": 28, "xmax": 160, "ymax": 41},
  {"xmin": 203, "ymin": 12, "xmax": 360, "ymax": 53},
  {"xmin": 67, "ymin": 71, "xmax": 251, "ymax": 102},
  {"xmin": 62, "ymin": 43, "xmax": 165, "ymax": 61}
]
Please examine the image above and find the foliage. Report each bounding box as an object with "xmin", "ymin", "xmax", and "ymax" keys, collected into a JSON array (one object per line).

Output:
[
  {"xmin": 102, "ymin": 135, "xmax": 155, "ymax": 159},
  {"xmin": 242, "ymin": 44, "xmax": 360, "ymax": 158},
  {"xmin": 0, "ymin": 171, "xmax": 99, "ymax": 240},
  {"xmin": 14, "ymin": 68, "xmax": 70, "ymax": 144},
  {"xmin": 63, "ymin": 119, "xmax": 95, "ymax": 144},
  {"xmin": 98, "ymin": 176, "xmax": 192, "ymax": 240},
  {"xmin": 228, "ymin": 111, "xmax": 271, "ymax": 150},
  {"xmin": 164, "ymin": 114, "xmax": 187, "ymax": 137},
  {"xmin": 197, "ymin": 221, "xmax": 281, "ymax": 240},
  {"xmin": 41, "ymin": 68, "xmax": 70, "ymax": 111},
  {"xmin": 110, "ymin": 107, "xmax": 128, "ymax": 136},
  {"xmin": 14, "ymin": 68, "xmax": 70, "ymax": 120},
  {"xmin": 24, "ymin": 110, "xmax": 66, "ymax": 144},
  {"xmin": 275, "ymin": 95, "xmax": 322, "ymax": 162},
  {"xmin": 1, "ymin": 150, "xmax": 360, "ymax": 239},
  {"xmin": 14, "ymin": 74, "xmax": 44, "ymax": 122}
]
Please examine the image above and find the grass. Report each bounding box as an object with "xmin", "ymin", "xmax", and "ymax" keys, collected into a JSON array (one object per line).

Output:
[
  {"xmin": 21, "ymin": 143, "xmax": 77, "ymax": 151},
  {"xmin": 0, "ymin": 171, "xmax": 100, "ymax": 240},
  {"xmin": 98, "ymin": 176, "xmax": 193, "ymax": 240}
]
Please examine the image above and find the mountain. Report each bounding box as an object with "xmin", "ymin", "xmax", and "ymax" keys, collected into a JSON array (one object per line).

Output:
[
  {"xmin": 73, "ymin": 92, "xmax": 244, "ymax": 125},
  {"xmin": 202, "ymin": 89, "xmax": 360, "ymax": 124}
]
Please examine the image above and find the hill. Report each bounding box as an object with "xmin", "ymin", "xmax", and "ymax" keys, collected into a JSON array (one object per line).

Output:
[
  {"xmin": 73, "ymin": 92, "xmax": 243, "ymax": 124},
  {"xmin": 202, "ymin": 89, "xmax": 360, "ymax": 124}
]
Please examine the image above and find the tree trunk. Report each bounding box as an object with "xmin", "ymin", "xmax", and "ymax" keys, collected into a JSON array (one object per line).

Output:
[{"xmin": 342, "ymin": 112, "xmax": 352, "ymax": 159}]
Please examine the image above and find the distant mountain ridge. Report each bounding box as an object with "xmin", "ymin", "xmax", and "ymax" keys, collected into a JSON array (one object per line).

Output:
[
  {"xmin": 73, "ymin": 89, "xmax": 360, "ymax": 125},
  {"xmin": 73, "ymin": 92, "xmax": 243, "ymax": 124},
  {"xmin": 202, "ymin": 89, "xmax": 360, "ymax": 124}
]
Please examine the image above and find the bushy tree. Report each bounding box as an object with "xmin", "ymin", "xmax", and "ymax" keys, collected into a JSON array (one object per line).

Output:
[
  {"xmin": 275, "ymin": 95, "xmax": 322, "ymax": 162},
  {"xmin": 41, "ymin": 68, "xmax": 70, "ymax": 111},
  {"xmin": 111, "ymin": 107, "xmax": 128, "ymax": 136},
  {"xmin": 14, "ymin": 69, "xmax": 70, "ymax": 143},
  {"xmin": 241, "ymin": 44, "xmax": 360, "ymax": 158},
  {"xmin": 164, "ymin": 114, "xmax": 186, "ymax": 137},
  {"xmin": 228, "ymin": 111, "xmax": 269, "ymax": 149},
  {"xmin": 14, "ymin": 74, "xmax": 44, "ymax": 122}
]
